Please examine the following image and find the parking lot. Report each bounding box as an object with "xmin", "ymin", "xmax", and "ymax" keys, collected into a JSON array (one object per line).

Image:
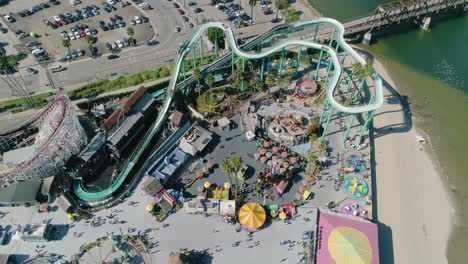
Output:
[
  {"xmin": 2, "ymin": 0, "xmax": 154, "ymax": 62},
  {"xmin": 185, "ymin": 0, "xmax": 277, "ymax": 28}
]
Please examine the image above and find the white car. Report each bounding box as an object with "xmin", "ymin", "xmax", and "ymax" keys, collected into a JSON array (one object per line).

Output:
[
  {"xmin": 32, "ymin": 48, "xmax": 45, "ymax": 55},
  {"xmin": 53, "ymin": 15, "xmax": 61, "ymax": 22},
  {"xmin": 107, "ymin": 0, "xmax": 115, "ymax": 5},
  {"xmin": 92, "ymin": 10, "xmax": 99, "ymax": 16},
  {"xmin": 116, "ymin": 40, "xmax": 124, "ymax": 48},
  {"xmin": 134, "ymin": 16, "xmax": 142, "ymax": 24},
  {"xmin": 85, "ymin": 28, "xmax": 91, "ymax": 35},
  {"xmin": 71, "ymin": 0, "xmax": 82, "ymax": 6},
  {"xmin": 74, "ymin": 31, "xmax": 80, "ymax": 39},
  {"xmin": 60, "ymin": 31, "xmax": 69, "ymax": 39},
  {"xmin": 68, "ymin": 32, "xmax": 75, "ymax": 40}
]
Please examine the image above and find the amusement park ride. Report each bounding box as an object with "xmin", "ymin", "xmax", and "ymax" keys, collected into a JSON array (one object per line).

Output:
[{"xmin": 1, "ymin": 18, "xmax": 383, "ymax": 205}]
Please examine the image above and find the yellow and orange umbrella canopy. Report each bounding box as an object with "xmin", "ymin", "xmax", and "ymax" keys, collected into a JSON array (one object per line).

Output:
[{"xmin": 238, "ymin": 202, "xmax": 266, "ymax": 230}]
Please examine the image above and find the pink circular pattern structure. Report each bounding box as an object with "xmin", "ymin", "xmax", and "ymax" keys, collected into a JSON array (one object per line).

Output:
[{"xmin": 0, "ymin": 95, "xmax": 86, "ymax": 188}]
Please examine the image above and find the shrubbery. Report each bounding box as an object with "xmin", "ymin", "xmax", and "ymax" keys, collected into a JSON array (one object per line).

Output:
[{"xmin": 69, "ymin": 55, "xmax": 217, "ymax": 100}]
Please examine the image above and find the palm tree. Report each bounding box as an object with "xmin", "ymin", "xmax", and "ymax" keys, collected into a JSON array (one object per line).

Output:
[
  {"xmin": 127, "ymin": 27, "xmax": 136, "ymax": 46},
  {"xmin": 275, "ymin": 0, "xmax": 289, "ymax": 22},
  {"xmin": 62, "ymin": 39, "xmax": 72, "ymax": 60},
  {"xmin": 193, "ymin": 67, "xmax": 202, "ymax": 95},
  {"xmin": 248, "ymin": 0, "xmax": 257, "ymax": 23},
  {"xmin": 84, "ymin": 35, "xmax": 94, "ymax": 56},
  {"xmin": 205, "ymin": 73, "xmax": 214, "ymax": 97},
  {"xmin": 7, "ymin": 55, "xmax": 34, "ymax": 105}
]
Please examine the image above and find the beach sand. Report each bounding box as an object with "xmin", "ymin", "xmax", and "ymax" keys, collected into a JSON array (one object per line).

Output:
[{"xmin": 372, "ymin": 59, "xmax": 454, "ymax": 264}]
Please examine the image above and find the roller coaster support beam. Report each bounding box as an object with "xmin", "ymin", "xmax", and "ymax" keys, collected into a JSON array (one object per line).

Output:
[{"xmin": 343, "ymin": 114, "xmax": 356, "ymax": 147}]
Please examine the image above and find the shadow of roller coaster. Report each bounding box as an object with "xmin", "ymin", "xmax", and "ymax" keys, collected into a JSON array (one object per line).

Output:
[{"xmin": 73, "ymin": 18, "xmax": 383, "ymax": 204}]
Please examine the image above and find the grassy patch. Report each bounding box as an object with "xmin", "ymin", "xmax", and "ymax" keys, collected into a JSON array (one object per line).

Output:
[
  {"xmin": 69, "ymin": 55, "xmax": 217, "ymax": 100},
  {"xmin": 0, "ymin": 92, "xmax": 55, "ymax": 113}
]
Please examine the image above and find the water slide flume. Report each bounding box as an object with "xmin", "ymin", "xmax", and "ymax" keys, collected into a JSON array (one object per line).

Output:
[{"xmin": 74, "ymin": 18, "xmax": 383, "ymax": 202}]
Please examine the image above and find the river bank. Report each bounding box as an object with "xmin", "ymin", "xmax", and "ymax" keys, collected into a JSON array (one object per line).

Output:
[{"xmin": 371, "ymin": 57, "xmax": 453, "ymax": 264}]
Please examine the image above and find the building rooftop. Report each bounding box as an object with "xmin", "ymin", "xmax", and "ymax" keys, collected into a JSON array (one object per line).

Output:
[
  {"xmin": 108, "ymin": 112, "xmax": 143, "ymax": 147},
  {"xmin": 77, "ymin": 132, "xmax": 106, "ymax": 162},
  {"xmin": 179, "ymin": 125, "xmax": 213, "ymax": 156},
  {"xmin": 0, "ymin": 180, "xmax": 41, "ymax": 205}
]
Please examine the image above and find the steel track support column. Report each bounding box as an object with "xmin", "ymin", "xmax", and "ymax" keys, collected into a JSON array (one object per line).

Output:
[
  {"xmin": 182, "ymin": 60, "xmax": 186, "ymax": 79},
  {"xmin": 214, "ymin": 29, "xmax": 218, "ymax": 58},
  {"xmin": 296, "ymin": 47, "xmax": 302, "ymax": 73},
  {"xmin": 314, "ymin": 50, "xmax": 323, "ymax": 80},
  {"xmin": 353, "ymin": 78, "xmax": 366, "ymax": 100},
  {"xmin": 192, "ymin": 48, "xmax": 196, "ymax": 69},
  {"xmin": 319, "ymin": 99, "xmax": 329, "ymax": 124},
  {"xmin": 278, "ymin": 48, "xmax": 285, "ymax": 76},
  {"xmin": 199, "ymin": 38, "xmax": 203, "ymax": 64},
  {"xmin": 231, "ymin": 51, "xmax": 235, "ymax": 74},
  {"xmin": 346, "ymin": 74, "xmax": 353, "ymax": 92},
  {"xmin": 355, "ymin": 96, "xmax": 375, "ymax": 146},
  {"xmin": 313, "ymin": 24, "xmax": 319, "ymax": 42},
  {"xmin": 324, "ymin": 28, "xmax": 336, "ymax": 85},
  {"xmin": 241, "ymin": 57, "xmax": 246, "ymax": 92},
  {"xmin": 260, "ymin": 57, "xmax": 265, "ymax": 82},
  {"xmin": 343, "ymin": 114, "xmax": 356, "ymax": 147},
  {"xmin": 321, "ymin": 106, "xmax": 334, "ymax": 143}
]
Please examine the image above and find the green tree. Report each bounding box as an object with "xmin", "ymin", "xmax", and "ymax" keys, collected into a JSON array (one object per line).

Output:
[
  {"xmin": 193, "ymin": 67, "xmax": 202, "ymax": 95},
  {"xmin": 207, "ymin": 28, "xmax": 225, "ymax": 49},
  {"xmin": 84, "ymin": 35, "xmax": 94, "ymax": 55},
  {"xmin": 264, "ymin": 72, "xmax": 275, "ymax": 94},
  {"xmin": 249, "ymin": 0, "xmax": 257, "ymax": 23},
  {"xmin": 127, "ymin": 27, "xmax": 136, "ymax": 46},
  {"xmin": 278, "ymin": 76, "xmax": 291, "ymax": 90},
  {"xmin": 352, "ymin": 60, "xmax": 374, "ymax": 80},
  {"xmin": 230, "ymin": 155, "xmax": 242, "ymax": 172},
  {"xmin": 62, "ymin": 39, "xmax": 72, "ymax": 60},
  {"xmin": 275, "ymin": 0, "xmax": 289, "ymax": 22}
]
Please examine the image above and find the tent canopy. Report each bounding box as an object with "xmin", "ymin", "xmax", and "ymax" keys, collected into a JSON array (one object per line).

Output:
[{"xmin": 238, "ymin": 202, "xmax": 266, "ymax": 230}]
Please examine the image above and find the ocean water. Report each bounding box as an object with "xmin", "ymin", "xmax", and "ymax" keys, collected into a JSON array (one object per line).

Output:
[{"xmin": 308, "ymin": 1, "xmax": 468, "ymax": 262}]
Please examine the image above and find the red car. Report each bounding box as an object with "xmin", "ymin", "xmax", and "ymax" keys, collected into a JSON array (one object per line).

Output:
[
  {"xmin": 263, "ymin": 8, "xmax": 273, "ymax": 15},
  {"xmin": 109, "ymin": 17, "xmax": 116, "ymax": 23},
  {"xmin": 54, "ymin": 21, "xmax": 63, "ymax": 27},
  {"xmin": 79, "ymin": 29, "xmax": 86, "ymax": 38},
  {"xmin": 177, "ymin": 8, "xmax": 184, "ymax": 15}
]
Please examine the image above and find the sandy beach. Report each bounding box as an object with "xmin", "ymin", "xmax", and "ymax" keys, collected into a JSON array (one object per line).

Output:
[{"xmin": 371, "ymin": 59, "xmax": 454, "ymax": 264}]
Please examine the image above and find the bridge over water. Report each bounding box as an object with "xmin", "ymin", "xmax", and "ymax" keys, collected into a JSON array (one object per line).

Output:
[{"xmin": 311, "ymin": 0, "xmax": 467, "ymax": 43}]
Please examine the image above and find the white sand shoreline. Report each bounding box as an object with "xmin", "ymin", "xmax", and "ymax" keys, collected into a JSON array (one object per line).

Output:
[{"xmin": 371, "ymin": 58, "xmax": 454, "ymax": 264}]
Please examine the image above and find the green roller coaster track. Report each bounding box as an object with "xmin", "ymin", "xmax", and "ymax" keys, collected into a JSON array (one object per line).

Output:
[{"xmin": 73, "ymin": 18, "xmax": 383, "ymax": 203}]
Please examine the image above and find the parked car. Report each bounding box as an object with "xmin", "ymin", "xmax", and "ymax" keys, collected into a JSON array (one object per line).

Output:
[
  {"xmin": 85, "ymin": 28, "xmax": 91, "ymax": 35},
  {"xmin": 177, "ymin": 9, "xmax": 185, "ymax": 15},
  {"xmin": 16, "ymin": 31, "xmax": 28, "ymax": 39},
  {"xmin": 69, "ymin": 32, "xmax": 76, "ymax": 40},
  {"xmin": 181, "ymin": 15, "xmax": 189, "ymax": 22},
  {"xmin": 134, "ymin": 16, "xmax": 142, "ymax": 24},
  {"xmin": 187, "ymin": 22, "xmax": 194, "ymax": 28},
  {"xmin": 263, "ymin": 8, "xmax": 273, "ymax": 15},
  {"xmin": 26, "ymin": 67, "xmax": 38, "ymax": 74},
  {"xmin": 108, "ymin": 54, "xmax": 119, "ymax": 60},
  {"xmin": 74, "ymin": 31, "xmax": 80, "ymax": 39},
  {"xmin": 49, "ymin": 65, "xmax": 66, "ymax": 73},
  {"xmin": 17, "ymin": 11, "xmax": 26, "ymax": 17},
  {"xmin": 130, "ymin": 19, "xmax": 136, "ymax": 25},
  {"xmin": 116, "ymin": 40, "xmax": 124, "ymax": 48},
  {"xmin": 174, "ymin": 26, "xmax": 181, "ymax": 33},
  {"xmin": 173, "ymin": 3, "xmax": 180, "ymax": 8},
  {"xmin": 106, "ymin": 42, "xmax": 113, "ymax": 51},
  {"xmin": 76, "ymin": 49, "xmax": 85, "ymax": 56},
  {"xmin": 110, "ymin": 42, "xmax": 118, "ymax": 50}
]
